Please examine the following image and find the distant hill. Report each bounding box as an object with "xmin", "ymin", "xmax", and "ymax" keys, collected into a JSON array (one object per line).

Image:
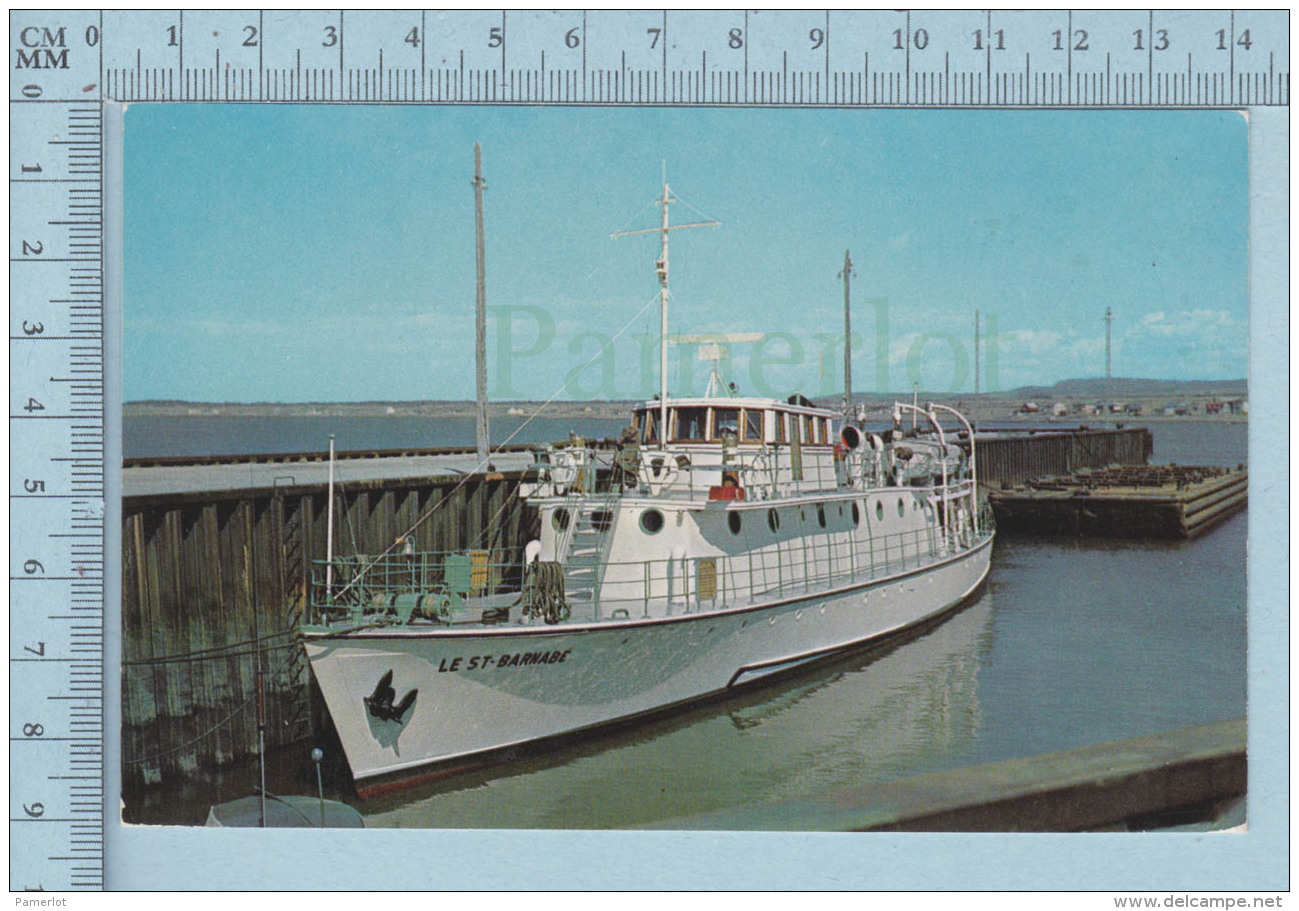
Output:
[{"xmin": 1004, "ymin": 378, "xmax": 1247, "ymax": 400}]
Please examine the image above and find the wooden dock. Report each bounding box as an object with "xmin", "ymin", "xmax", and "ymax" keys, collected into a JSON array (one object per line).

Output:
[{"xmin": 988, "ymin": 464, "xmax": 1248, "ymax": 538}]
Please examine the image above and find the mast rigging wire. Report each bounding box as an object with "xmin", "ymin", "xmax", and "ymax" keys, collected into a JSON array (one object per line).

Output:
[{"xmin": 330, "ymin": 288, "xmax": 665, "ymax": 602}]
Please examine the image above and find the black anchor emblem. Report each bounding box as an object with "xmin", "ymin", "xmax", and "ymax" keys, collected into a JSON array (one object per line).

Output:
[{"xmin": 364, "ymin": 669, "xmax": 418, "ymax": 724}]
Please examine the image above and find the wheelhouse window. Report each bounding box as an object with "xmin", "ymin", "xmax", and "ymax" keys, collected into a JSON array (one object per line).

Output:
[
  {"xmin": 673, "ymin": 407, "xmax": 708, "ymax": 442},
  {"xmin": 712, "ymin": 408, "xmax": 740, "ymax": 441},
  {"xmin": 776, "ymin": 412, "xmax": 788, "ymax": 444},
  {"xmin": 637, "ymin": 409, "xmax": 659, "ymax": 444},
  {"xmin": 744, "ymin": 409, "xmax": 764, "ymax": 442}
]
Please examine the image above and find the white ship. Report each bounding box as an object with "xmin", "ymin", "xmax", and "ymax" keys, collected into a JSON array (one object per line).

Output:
[{"xmin": 301, "ymin": 183, "xmax": 994, "ymax": 796}]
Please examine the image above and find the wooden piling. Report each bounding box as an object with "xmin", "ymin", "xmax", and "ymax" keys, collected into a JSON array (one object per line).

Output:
[
  {"xmin": 120, "ymin": 469, "xmax": 536, "ymax": 790},
  {"xmin": 968, "ymin": 427, "xmax": 1152, "ymax": 491}
]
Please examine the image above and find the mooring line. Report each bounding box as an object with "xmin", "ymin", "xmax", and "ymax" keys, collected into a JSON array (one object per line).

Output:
[{"xmin": 125, "ymin": 697, "xmax": 255, "ymax": 765}]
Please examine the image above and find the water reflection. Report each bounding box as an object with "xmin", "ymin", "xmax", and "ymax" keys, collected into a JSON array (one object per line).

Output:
[{"xmin": 363, "ymin": 591, "xmax": 997, "ymax": 829}]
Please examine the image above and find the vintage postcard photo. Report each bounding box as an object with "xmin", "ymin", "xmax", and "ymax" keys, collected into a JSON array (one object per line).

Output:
[{"xmin": 119, "ymin": 103, "xmax": 1251, "ymax": 848}]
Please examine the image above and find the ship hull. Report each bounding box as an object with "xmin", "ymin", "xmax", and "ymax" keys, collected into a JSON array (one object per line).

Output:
[{"xmin": 304, "ymin": 536, "xmax": 992, "ymax": 794}]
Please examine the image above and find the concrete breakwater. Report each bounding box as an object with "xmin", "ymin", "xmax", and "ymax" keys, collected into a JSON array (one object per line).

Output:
[{"xmin": 121, "ymin": 427, "xmax": 1152, "ymax": 791}]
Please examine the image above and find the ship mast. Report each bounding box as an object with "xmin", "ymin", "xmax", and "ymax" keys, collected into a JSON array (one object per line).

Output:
[
  {"xmin": 655, "ymin": 183, "xmax": 671, "ymax": 438},
  {"xmin": 473, "ymin": 142, "xmax": 490, "ymax": 463},
  {"xmin": 612, "ymin": 181, "xmax": 718, "ymax": 442}
]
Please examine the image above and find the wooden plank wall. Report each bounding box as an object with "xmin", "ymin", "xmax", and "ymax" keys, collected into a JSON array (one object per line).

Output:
[
  {"xmin": 121, "ymin": 470, "xmax": 532, "ymax": 789},
  {"xmin": 973, "ymin": 428, "xmax": 1152, "ymax": 490}
]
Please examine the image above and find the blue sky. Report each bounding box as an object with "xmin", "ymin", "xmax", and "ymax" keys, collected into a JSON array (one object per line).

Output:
[{"xmin": 124, "ymin": 106, "xmax": 1246, "ymax": 401}]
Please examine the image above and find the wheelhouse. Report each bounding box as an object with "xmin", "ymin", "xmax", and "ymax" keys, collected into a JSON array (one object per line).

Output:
[{"xmin": 632, "ymin": 398, "xmax": 836, "ymax": 448}]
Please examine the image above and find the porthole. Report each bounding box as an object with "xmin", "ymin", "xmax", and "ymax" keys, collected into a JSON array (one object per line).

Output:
[
  {"xmin": 875, "ymin": 501, "xmax": 884, "ymax": 521},
  {"xmin": 639, "ymin": 508, "xmax": 665, "ymax": 535},
  {"xmin": 767, "ymin": 509, "xmax": 780, "ymax": 533},
  {"xmin": 591, "ymin": 509, "xmax": 613, "ymax": 532},
  {"xmin": 727, "ymin": 511, "xmax": 743, "ymax": 535},
  {"xmin": 852, "ymin": 502, "xmax": 861, "ymax": 526},
  {"xmin": 552, "ymin": 508, "xmax": 571, "ymax": 532},
  {"xmin": 897, "ymin": 498, "xmax": 905, "ymax": 517},
  {"xmin": 816, "ymin": 504, "xmax": 827, "ymax": 528}
]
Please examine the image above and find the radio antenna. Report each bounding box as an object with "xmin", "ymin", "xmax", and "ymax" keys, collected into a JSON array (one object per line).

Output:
[{"xmin": 612, "ymin": 182, "xmax": 719, "ymax": 442}]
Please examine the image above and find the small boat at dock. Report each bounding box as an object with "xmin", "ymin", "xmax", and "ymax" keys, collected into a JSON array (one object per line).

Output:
[{"xmin": 301, "ymin": 181, "xmax": 994, "ymax": 795}]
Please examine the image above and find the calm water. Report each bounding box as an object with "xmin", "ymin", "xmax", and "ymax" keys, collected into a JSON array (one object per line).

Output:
[{"xmin": 121, "ymin": 420, "xmax": 1247, "ymax": 828}]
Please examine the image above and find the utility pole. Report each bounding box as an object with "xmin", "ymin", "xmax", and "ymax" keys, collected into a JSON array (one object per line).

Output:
[
  {"xmin": 974, "ymin": 309, "xmax": 981, "ymax": 395},
  {"xmin": 839, "ymin": 250, "xmax": 855, "ymax": 416},
  {"xmin": 1104, "ymin": 306, "xmax": 1114, "ymax": 380},
  {"xmin": 473, "ymin": 143, "xmax": 490, "ymax": 463}
]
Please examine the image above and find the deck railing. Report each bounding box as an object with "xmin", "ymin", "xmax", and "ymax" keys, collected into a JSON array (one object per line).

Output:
[
  {"xmin": 308, "ymin": 512, "xmax": 991, "ymax": 628},
  {"xmin": 567, "ymin": 440, "xmax": 944, "ymax": 503}
]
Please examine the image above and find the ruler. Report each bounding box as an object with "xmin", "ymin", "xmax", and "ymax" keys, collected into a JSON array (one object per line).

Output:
[
  {"xmin": 10, "ymin": 9, "xmax": 106, "ymax": 893},
  {"xmin": 69, "ymin": 10, "xmax": 1293, "ymax": 106},
  {"xmin": 6, "ymin": 8, "xmax": 1288, "ymax": 892}
]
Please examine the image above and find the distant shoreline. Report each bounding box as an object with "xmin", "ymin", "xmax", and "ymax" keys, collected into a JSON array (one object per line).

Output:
[{"xmin": 125, "ymin": 380, "xmax": 1248, "ymax": 423}]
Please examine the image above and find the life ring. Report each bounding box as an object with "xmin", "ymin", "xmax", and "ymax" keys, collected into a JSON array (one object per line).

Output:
[{"xmin": 639, "ymin": 452, "xmax": 679, "ymax": 496}]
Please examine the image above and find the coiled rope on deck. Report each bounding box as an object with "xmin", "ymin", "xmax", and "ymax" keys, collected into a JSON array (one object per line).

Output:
[{"xmin": 520, "ymin": 561, "xmax": 569, "ymax": 625}]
